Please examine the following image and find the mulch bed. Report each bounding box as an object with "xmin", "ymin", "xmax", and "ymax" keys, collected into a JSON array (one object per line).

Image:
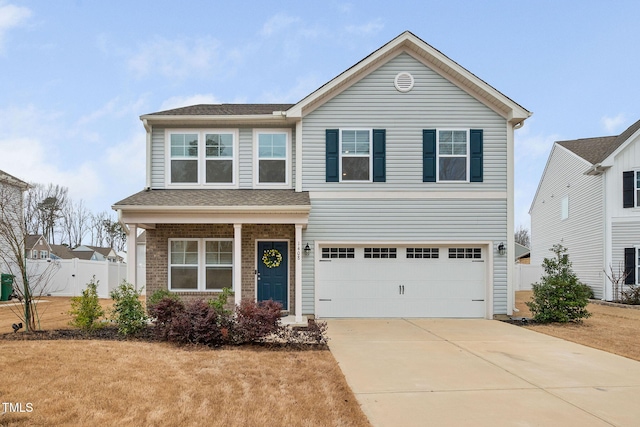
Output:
[{"xmin": 0, "ymin": 325, "xmax": 157, "ymax": 342}]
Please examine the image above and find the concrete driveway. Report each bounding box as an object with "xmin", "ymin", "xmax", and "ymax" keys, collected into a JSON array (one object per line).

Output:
[{"xmin": 326, "ymin": 319, "xmax": 640, "ymax": 427}]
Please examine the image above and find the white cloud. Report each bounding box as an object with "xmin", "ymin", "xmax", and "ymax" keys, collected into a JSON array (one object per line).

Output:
[
  {"xmin": 76, "ymin": 96, "xmax": 148, "ymax": 126},
  {"xmin": 601, "ymin": 113, "xmax": 626, "ymax": 134},
  {"xmin": 159, "ymin": 94, "xmax": 221, "ymax": 111},
  {"xmin": 0, "ymin": 2, "xmax": 31, "ymax": 52},
  {"xmin": 345, "ymin": 19, "xmax": 384, "ymax": 36},
  {"xmin": 261, "ymin": 13, "xmax": 300, "ymax": 36},
  {"xmin": 127, "ymin": 36, "xmax": 221, "ymax": 79}
]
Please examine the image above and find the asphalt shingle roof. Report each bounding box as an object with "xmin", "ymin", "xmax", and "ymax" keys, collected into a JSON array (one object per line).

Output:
[
  {"xmin": 113, "ymin": 189, "xmax": 310, "ymax": 208},
  {"xmin": 557, "ymin": 118, "xmax": 640, "ymax": 165},
  {"xmin": 145, "ymin": 104, "xmax": 295, "ymax": 116}
]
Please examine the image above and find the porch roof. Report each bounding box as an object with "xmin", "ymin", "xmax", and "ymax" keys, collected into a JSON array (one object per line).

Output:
[
  {"xmin": 114, "ymin": 190, "xmax": 310, "ymax": 227},
  {"xmin": 113, "ymin": 189, "xmax": 310, "ymax": 210}
]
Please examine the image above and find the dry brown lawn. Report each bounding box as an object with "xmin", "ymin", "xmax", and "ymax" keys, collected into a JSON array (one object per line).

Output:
[
  {"xmin": 516, "ymin": 290, "xmax": 640, "ymax": 362},
  {"xmin": 0, "ymin": 298, "xmax": 370, "ymax": 427}
]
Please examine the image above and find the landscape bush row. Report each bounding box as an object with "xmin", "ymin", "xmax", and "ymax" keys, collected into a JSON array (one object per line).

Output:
[{"xmin": 69, "ymin": 281, "xmax": 328, "ymax": 346}]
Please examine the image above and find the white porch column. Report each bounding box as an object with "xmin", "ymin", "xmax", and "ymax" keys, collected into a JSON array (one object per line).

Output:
[
  {"xmin": 234, "ymin": 224, "xmax": 242, "ymax": 306},
  {"xmin": 127, "ymin": 224, "xmax": 137, "ymax": 290},
  {"xmin": 295, "ymin": 224, "xmax": 303, "ymax": 323}
]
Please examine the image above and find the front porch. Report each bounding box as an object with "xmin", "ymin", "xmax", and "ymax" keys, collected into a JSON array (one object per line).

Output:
[{"xmin": 113, "ymin": 189, "xmax": 310, "ymax": 323}]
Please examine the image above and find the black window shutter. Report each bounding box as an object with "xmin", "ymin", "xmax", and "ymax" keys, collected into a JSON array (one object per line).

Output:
[
  {"xmin": 623, "ymin": 171, "xmax": 634, "ymax": 208},
  {"xmin": 423, "ymin": 129, "xmax": 436, "ymax": 182},
  {"xmin": 372, "ymin": 129, "xmax": 386, "ymax": 182},
  {"xmin": 625, "ymin": 247, "xmax": 636, "ymax": 285},
  {"xmin": 470, "ymin": 129, "xmax": 483, "ymax": 182},
  {"xmin": 326, "ymin": 129, "xmax": 339, "ymax": 182}
]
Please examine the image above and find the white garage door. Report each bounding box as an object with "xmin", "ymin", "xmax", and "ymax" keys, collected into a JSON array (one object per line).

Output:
[{"xmin": 316, "ymin": 245, "xmax": 486, "ymax": 318}]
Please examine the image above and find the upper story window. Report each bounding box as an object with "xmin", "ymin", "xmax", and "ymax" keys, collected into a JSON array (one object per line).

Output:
[
  {"xmin": 167, "ymin": 130, "xmax": 238, "ymax": 187},
  {"xmin": 423, "ymin": 129, "xmax": 482, "ymax": 183},
  {"xmin": 341, "ymin": 129, "xmax": 371, "ymax": 181},
  {"xmin": 438, "ymin": 130, "xmax": 469, "ymax": 182},
  {"xmin": 255, "ymin": 129, "xmax": 291, "ymax": 187}
]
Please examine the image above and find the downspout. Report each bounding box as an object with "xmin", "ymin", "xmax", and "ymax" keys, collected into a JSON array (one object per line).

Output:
[{"xmin": 143, "ymin": 119, "xmax": 152, "ymax": 189}]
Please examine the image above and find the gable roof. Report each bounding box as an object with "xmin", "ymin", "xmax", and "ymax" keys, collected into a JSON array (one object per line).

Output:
[
  {"xmin": 556, "ymin": 118, "xmax": 640, "ymax": 166},
  {"xmin": 287, "ymin": 31, "xmax": 531, "ymax": 124},
  {"xmin": 50, "ymin": 244, "xmax": 79, "ymax": 260},
  {"xmin": 556, "ymin": 136, "xmax": 619, "ymax": 165},
  {"xmin": 25, "ymin": 234, "xmax": 48, "ymax": 249}
]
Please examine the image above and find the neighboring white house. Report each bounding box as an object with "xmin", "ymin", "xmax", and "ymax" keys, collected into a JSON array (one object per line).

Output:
[
  {"xmin": 530, "ymin": 118, "xmax": 640, "ymax": 300},
  {"xmin": 0, "ymin": 170, "xmax": 29, "ymax": 279},
  {"xmin": 113, "ymin": 31, "xmax": 531, "ymax": 320}
]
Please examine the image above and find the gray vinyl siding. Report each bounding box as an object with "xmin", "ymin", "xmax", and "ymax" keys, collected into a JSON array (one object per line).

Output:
[
  {"xmin": 151, "ymin": 127, "xmax": 165, "ymax": 188},
  {"xmin": 611, "ymin": 221, "xmax": 640, "ymax": 283},
  {"xmin": 301, "ymin": 198, "xmax": 508, "ymax": 314},
  {"xmin": 238, "ymin": 128, "xmax": 253, "ymax": 188},
  {"xmin": 301, "ymin": 52, "xmax": 507, "ymax": 191},
  {"xmin": 530, "ymin": 146, "xmax": 605, "ymax": 298},
  {"xmin": 150, "ymin": 126, "xmax": 295, "ymax": 189}
]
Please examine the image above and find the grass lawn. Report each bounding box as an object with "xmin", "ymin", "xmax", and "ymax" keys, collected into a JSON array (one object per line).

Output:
[
  {"xmin": 516, "ymin": 290, "xmax": 640, "ymax": 362},
  {"xmin": 0, "ymin": 298, "xmax": 371, "ymax": 426}
]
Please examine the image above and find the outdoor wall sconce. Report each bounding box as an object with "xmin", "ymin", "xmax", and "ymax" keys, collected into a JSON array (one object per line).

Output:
[
  {"xmin": 304, "ymin": 243, "xmax": 311, "ymax": 256},
  {"xmin": 497, "ymin": 242, "xmax": 506, "ymax": 256}
]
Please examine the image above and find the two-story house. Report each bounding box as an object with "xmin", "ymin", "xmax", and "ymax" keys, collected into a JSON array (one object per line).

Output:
[
  {"xmin": 113, "ymin": 31, "xmax": 531, "ymax": 321},
  {"xmin": 530, "ymin": 118, "xmax": 640, "ymax": 300}
]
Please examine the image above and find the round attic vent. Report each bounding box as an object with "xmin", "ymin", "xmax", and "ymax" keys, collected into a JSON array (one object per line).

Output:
[{"xmin": 394, "ymin": 72, "xmax": 414, "ymax": 92}]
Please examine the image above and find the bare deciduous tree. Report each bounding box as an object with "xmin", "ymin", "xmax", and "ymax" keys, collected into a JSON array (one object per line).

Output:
[
  {"xmin": 0, "ymin": 179, "xmax": 59, "ymax": 331},
  {"xmin": 515, "ymin": 224, "xmax": 531, "ymax": 248},
  {"xmin": 37, "ymin": 184, "xmax": 68, "ymax": 245},
  {"xmin": 61, "ymin": 199, "xmax": 90, "ymax": 247}
]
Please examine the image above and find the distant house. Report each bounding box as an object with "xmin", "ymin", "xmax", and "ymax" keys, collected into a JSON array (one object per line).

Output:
[
  {"xmin": 514, "ymin": 242, "xmax": 530, "ymax": 264},
  {"xmin": 530, "ymin": 119, "xmax": 640, "ymax": 300},
  {"xmin": 25, "ymin": 234, "xmax": 52, "ymax": 260},
  {"xmin": 50, "ymin": 244, "xmax": 123, "ymax": 263}
]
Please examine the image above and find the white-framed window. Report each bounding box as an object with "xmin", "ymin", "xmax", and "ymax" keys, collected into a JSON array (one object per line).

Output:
[
  {"xmin": 340, "ymin": 129, "xmax": 372, "ymax": 181},
  {"xmin": 31, "ymin": 250, "xmax": 37, "ymax": 259},
  {"xmin": 167, "ymin": 129, "xmax": 238, "ymax": 187},
  {"xmin": 169, "ymin": 238, "xmax": 233, "ymax": 291},
  {"xmin": 406, "ymin": 248, "xmax": 439, "ymax": 259},
  {"xmin": 39, "ymin": 250, "xmax": 47, "ymax": 259},
  {"xmin": 364, "ymin": 247, "xmax": 397, "ymax": 259},
  {"xmin": 561, "ymin": 196, "xmax": 569, "ymax": 220},
  {"xmin": 321, "ymin": 247, "xmax": 355, "ymax": 259},
  {"xmin": 437, "ymin": 129, "xmax": 469, "ymax": 182},
  {"xmin": 254, "ymin": 129, "xmax": 291, "ymax": 187}
]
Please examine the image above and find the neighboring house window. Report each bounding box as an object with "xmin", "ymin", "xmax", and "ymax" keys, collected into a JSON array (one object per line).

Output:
[
  {"xmin": 423, "ymin": 129, "xmax": 483, "ymax": 183},
  {"xmin": 255, "ymin": 130, "xmax": 290, "ymax": 186},
  {"xmin": 40, "ymin": 250, "xmax": 47, "ymax": 259},
  {"xmin": 168, "ymin": 130, "xmax": 237, "ymax": 186},
  {"xmin": 32, "ymin": 250, "xmax": 37, "ymax": 259},
  {"xmin": 169, "ymin": 239, "xmax": 233, "ymax": 291},
  {"xmin": 325, "ymin": 129, "xmax": 386, "ymax": 182},
  {"xmin": 561, "ymin": 196, "xmax": 569, "ymax": 220}
]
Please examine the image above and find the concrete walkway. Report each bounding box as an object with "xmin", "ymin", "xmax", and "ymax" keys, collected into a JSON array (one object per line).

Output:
[{"xmin": 326, "ymin": 319, "xmax": 640, "ymax": 427}]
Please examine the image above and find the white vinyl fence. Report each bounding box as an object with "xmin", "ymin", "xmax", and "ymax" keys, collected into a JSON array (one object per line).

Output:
[
  {"xmin": 26, "ymin": 259, "xmax": 127, "ymax": 298},
  {"xmin": 515, "ymin": 264, "xmax": 544, "ymax": 291}
]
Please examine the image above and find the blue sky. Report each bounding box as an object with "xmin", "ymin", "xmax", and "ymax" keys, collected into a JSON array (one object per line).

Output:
[{"xmin": 1, "ymin": 1, "xmax": 639, "ymax": 232}]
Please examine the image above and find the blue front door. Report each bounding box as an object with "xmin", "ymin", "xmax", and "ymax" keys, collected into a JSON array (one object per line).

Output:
[{"xmin": 257, "ymin": 241, "xmax": 288, "ymax": 310}]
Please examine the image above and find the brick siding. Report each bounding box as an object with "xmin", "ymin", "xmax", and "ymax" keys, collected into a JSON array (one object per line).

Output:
[{"xmin": 146, "ymin": 223, "xmax": 296, "ymax": 313}]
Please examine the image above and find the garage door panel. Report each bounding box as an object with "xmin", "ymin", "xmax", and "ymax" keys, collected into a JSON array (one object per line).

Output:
[{"xmin": 316, "ymin": 245, "xmax": 487, "ymax": 318}]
